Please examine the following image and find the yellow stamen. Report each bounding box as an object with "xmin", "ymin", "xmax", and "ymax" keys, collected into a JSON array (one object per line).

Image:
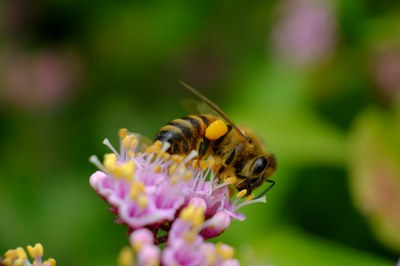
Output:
[
  {"xmin": 121, "ymin": 134, "xmax": 139, "ymax": 150},
  {"xmin": 27, "ymin": 243, "xmax": 43, "ymax": 258},
  {"xmin": 162, "ymin": 153, "xmax": 171, "ymax": 161},
  {"xmin": 44, "ymin": 258, "xmax": 56, "ymax": 266},
  {"xmin": 168, "ymin": 164, "xmax": 177, "ymax": 176},
  {"xmin": 191, "ymin": 159, "xmax": 199, "ymax": 169},
  {"xmin": 145, "ymin": 141, "xmax": 162, "ymax": 154},
  {"xmin": 104, "ymin": 154, "xmax": 135, "ymax": 179},
  {"xmin": 119, "ymin": 128, "xmax": 128, "ymax": 139},
  {"xmin": 171, "ymin": 154, "xmax": 183, "ymax": 163},
  {"xmin": 153, "ymin": 140, "xmax": 163, "ymax": 150},
  {"xmin": 236, "ymin": 189, "xmax": 247, "ymax": 199},
  {"xmin": 180, "ymin": 203, "xmax": 205, "ymax": 227},
  {"xmin": 176, "ymin": 164, "xmax": 186, "ymax": 175},
  {"xmin": 4, "ymin": 248, "xmax": 27, "ymax": 264},
  {"xmin": 182, "ymin": 231, "xmax": 197, "ymax": 243},
  {"xmin": 246, "ymin": 194, "xmax": 255, "ymax": 201},
  {"xmin": 138, "ymin": 195, "xmax": 148, "ymax": 209},
  {"xmin": 180, "ymin": 205, "xmax": 195, "ymax": 221},
  {"xmin": 183, "ymin": 172, "xmax": 192, "ymax": 181},
  {"xmin": 205, "ymin": 252, "xmax": 216, "ymax": 265},
  {"xmin": 118, "ymin": 246, "xmax": 135, "ymax": 266},
  {"xmin": 154, "ymin": 165, "xmax": 163, "ymax": 173},
  {"xmin": 216, "ymin": 243, "xmax": 235, "ymax": 259},
  {"xmin": 192, "ymin": 206, "xmax": 205, "ymax": 227},
  {"xmin": 205, "ymin": 120, "xmax": 228, "ymax": 140},
  {"xmin": 224, "ymin": 176, "xmax": 237, "ymax": 185},
  {"xmin": 128, "ymin": 150, "xmax": 135, "ymax": 158},
  {"xmin": 199, "ymin": 160, "xmax": 210, "ymax": 170},
  {"xmin": 15, "ymin": 258, "xmax": 26, "ymax": 266},
  {"xmin": 171, "ymin": 175, "xmax": 180, "ymax": 185},
  {"xmin": 130, "ymin": 182, "xmax": 145, "ymax": 200}
]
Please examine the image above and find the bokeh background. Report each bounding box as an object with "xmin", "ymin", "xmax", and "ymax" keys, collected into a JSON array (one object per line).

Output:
[{"xmin": 1, "ymin": 0, "xmax": 400, "ymax": 265}]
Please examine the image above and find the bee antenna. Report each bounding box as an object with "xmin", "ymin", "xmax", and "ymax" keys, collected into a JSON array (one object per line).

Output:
[
  {"xmin": 179, "ymin": 81, "xmax": 250, "ymax": 142},
  {"xmin": 255, "ymin": 179, "xmax": 275, "ymax": 199}
]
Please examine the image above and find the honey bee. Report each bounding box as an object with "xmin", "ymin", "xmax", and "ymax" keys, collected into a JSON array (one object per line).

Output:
[{"xmin": 155, "ymin": 82, "xmax": 276, "ymax": 198}]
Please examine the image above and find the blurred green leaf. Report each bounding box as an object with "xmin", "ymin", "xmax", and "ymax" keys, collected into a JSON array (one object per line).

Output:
[{"xmin": 243, "ymin": 226, "xmax": 395, "ymax": 266}]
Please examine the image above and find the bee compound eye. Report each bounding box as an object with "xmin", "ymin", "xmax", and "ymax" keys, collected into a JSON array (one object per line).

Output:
[{"xmin": 252, "ymin": 157, "xmax": 268, "ymax": 176}]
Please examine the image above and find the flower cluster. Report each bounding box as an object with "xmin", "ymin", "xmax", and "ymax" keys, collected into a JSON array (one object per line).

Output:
[
  {"xmin": 89, "ymin": 129, "xmax": 267, "ymax": 265},
  {"xmin": 1, "ymin": 243, "xmax": 56, "ymax": 266}
]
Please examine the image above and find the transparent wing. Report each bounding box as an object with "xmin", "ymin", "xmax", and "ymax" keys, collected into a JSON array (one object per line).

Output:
[
  {"xmin": 180, "ymin": 81, "xmax": 249, "ymax": 142},
  {"xmin": 181, "ymin": 98, "xmax": 221, "ymax": 118},
  {"xmin": 132, "ymin": 133, "xmax": 153, "ymax": 150}
]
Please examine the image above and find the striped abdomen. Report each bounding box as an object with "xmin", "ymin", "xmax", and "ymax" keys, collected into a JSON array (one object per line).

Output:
[{"xmin": 155, "ymin": 115, "xmax": 217, "ymax": 154}]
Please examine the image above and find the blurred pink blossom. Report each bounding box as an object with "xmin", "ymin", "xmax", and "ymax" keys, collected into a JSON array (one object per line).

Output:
[
  {"xmin": 0, "ymin": 47, "xmax": 84, "ymax": 111},
  {"xmin": 371, "ymin": 48, "xmax": 400, "ymax": 101},
  {"xmin": 270, "ymin": 0, "xmax": 337, "ymax": 66}
]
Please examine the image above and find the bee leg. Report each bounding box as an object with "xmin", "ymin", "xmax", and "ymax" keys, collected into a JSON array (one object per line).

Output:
[
  {"xmin": 198, "ymin": 137, "xmax": 210, "ymax": 158},
  {"xmin": 255, "ymin": 180, "xmax": 275, "ymax": 199}
]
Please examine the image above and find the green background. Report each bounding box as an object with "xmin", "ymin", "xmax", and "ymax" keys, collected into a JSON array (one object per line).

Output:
[{"xmin": 1, "ymin": 0, "xmax": 400, "ymax": 265}]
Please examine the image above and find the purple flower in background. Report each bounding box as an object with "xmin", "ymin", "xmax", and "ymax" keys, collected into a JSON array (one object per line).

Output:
[
  {"xmin": 271, "ymin": 0, "xmax": 337, "ymax": 66},
  {"xmin": 371, "ymin": 48, "xmax": 400, "ymax": 101},
  {"xmin": 90, "ymin": 129, "xmax": 267, "ymax": 265},
  {"xmin": 0, "ymin": 47, "xmax": 83, "ymax": 111}
]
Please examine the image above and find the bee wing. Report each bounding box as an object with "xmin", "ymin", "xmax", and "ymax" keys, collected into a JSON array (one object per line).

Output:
[
  {"xmin": 131, "ymin": 133, "xmax": 153, "ymax": 150},
  {"xmin": 180, "ymin": 81, "xmax": 250, "ymax": 142},
  {"xmin": 181, "ymin": 98, "xmax": 221, "ymax": 117}
]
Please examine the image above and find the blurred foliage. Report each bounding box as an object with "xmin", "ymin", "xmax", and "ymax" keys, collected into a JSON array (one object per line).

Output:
[{"xmin": 1, "ymin": 0, "xmax": 400, "ymax": 265}]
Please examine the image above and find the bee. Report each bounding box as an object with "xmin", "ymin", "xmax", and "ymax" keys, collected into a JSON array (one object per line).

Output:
[{"xmin": 154, "ymin": 82, "xmax": 276, "ymax": 198}]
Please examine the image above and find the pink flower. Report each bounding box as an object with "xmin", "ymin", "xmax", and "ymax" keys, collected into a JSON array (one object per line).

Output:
[
  {"xmin": 90, "ymin": 129, "xmax": 268, "ymax": 265},
  {"xmin": 271, "ymin": 0, "xmax": 337, "ymax": 66}
]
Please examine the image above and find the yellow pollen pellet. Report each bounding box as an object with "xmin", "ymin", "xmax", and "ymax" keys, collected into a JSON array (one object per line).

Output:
[
  {"xmin": 27, "ymin": 243, "xmax": 43, "ymax": 258},
  {"xmin": 236, "ymin": 189, "xmax": 247, "ymax": 199},
  {"xmin": 205, "ymin": 120, "xmax": 228, "ymax": 140},
  {"xmin": 246, "ymin": 194, "xmax": 255, "ymax": 201},
  {"xmin": 119, "ymin": 128, "xmax": 128, "ymax": 139}
]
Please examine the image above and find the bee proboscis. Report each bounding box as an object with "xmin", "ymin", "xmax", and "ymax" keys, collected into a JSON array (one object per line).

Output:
[{"xmin": 154, "ymin": 82, "xmax": 277, "ymax": 198}]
